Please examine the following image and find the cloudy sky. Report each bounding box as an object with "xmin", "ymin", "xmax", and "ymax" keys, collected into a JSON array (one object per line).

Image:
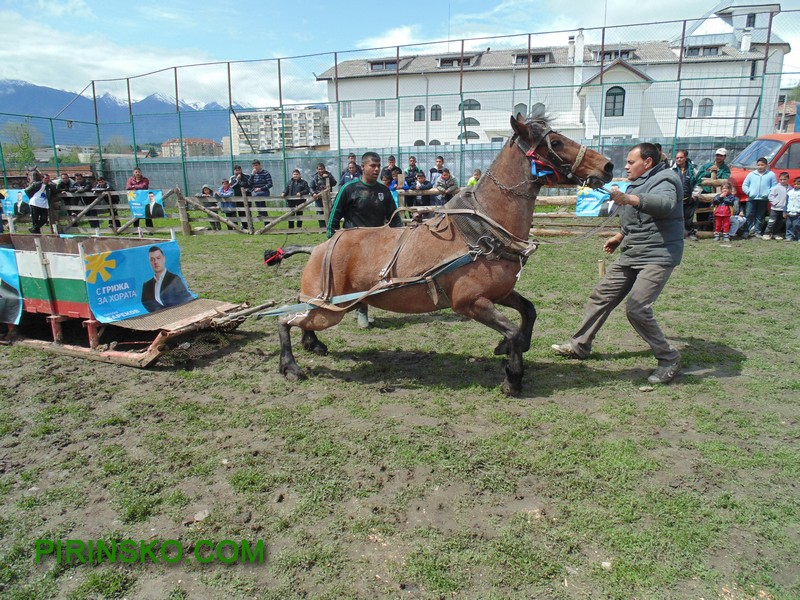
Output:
[{"xmin": 0, "ymin": 0, "xmax": 797, "ymax": 106}]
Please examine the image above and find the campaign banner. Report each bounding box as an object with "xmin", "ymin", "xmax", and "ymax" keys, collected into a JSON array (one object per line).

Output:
[
  {"xmin": 576, "ymin": 181, "xmax": 630, "ymax": 217},
  {"xmin": 0, "ymin": 247, "xmax": 23, "ymax": 325},
  {"xmin": 84, "ymin": 240, "xmax": 196, "ymax": 323},
  {"xmin": 1, "ymin": 189, "xmax": 30, "ymax": 218},
  {"xmin": 127, "ymin": 190, "xmax": 164, "ymax": 219}
]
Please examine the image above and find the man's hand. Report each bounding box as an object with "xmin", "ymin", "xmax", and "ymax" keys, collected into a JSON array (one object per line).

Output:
[
  {"xmin": 603, "ymin": 233, "xmax": 624, "ymax": 254},
  {"xmin": 610, "ymin": 190, "xmax": 640, "ymax": 208}
]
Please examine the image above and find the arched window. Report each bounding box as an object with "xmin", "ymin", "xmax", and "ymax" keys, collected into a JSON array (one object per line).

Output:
[
  {"xmin": 413, "ymin": 139, "xmax": 425, "ymax": 146},
  {"xmin": 604, "ymin": 86, "xmax": 625, "ymax": 117},
  {"xmin": 698, "ymin": 98, "xmax": 714, "ymax": 117},
  {"xmin": 514, "ymin": 103, "xmax": 527, "ymax": 118},
  {"xmin": 414, "ymin": 105, "xmax": 425, "ymax": 122},
  {"xmin": 678, "ymin": 98, "xmax": 693, "ymax": 119},
  {"xmin": 459, "ymin": 99, "xmax": 481, "ymax": 111},
  {"xmin": 430, "ymin": 104, "xmax": 442, "ymax": 121},
  {"xmin": 429, "ymin": 139, "xmax": 441, "ymax": 146},
  {"xmin": 457, "ymin": 131, "xmax": 480, "ymax": 140},
  {"xmin": 458, "ymin": 117, "xmax": 480, "ymax": 126}
]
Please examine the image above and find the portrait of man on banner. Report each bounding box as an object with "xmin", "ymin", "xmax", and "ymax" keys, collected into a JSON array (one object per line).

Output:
[
  {"xmin": 128, "ymin": 190, "xmax": 164, "ymax": 219},
  {"xmin": 0, "ymin": 248, "xmax": 23, "ymax": 325},
  {"xmin": 576, "ymin": 181, "xmax": 630, "ymax": 217},
  {"xmin": 1, "ymin": 189, "xmax": 30, "ymax": 218}
]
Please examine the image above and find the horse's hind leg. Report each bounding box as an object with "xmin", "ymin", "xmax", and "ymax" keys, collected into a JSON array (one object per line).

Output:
[
  {"xmin": 455, "ymin": 296, "xmax": 527, "ymax": 396},
  {"xmin": 301, "ymin": 330, "xmax": 328, "ymax": 355},
  {"xmin": 494, "ymin": 291, "xmax": 536, "ymax": 355},
  {"xmin": 278, "ymin": 316, "xmax": 306, "ymax": 381}
]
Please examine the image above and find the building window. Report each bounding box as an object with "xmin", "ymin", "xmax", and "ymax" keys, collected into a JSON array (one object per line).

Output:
[
  {"xmin": 685, "ymin": 47, "xmax": 700, "ymax": 57},
  {"xmin": 414, "ymin": 140, "xmax": 425, "ymax": 146},
  {"xmin": 341, "ymin": 101, "xmax": 352, "ymax": 118},
  {"xmin": 698, "ymin": 98, "xmax": 713, "ymax": 117},
  {"xmin": 702, "ymin": 46, "xmax": 719, "ymax": 56},
  {"xmin": 515, "ymin": 54, "xmax": 547, "ymax": 64},
  {"xmin": 459, "ymin": 99, "xmax": 481, "ymax": 111},
  {"xmin": 457, "ymin": 131, "xmax": 480, "ymax": 140},
  {"xmin": 440, "ymin": 57, "xmax": 471, "ymax": 68},
  {"xmin": 514, "ymin": 103, "xmax": 527, "ymax": 118},
  {"xmin": 678, "ymin": 98, "xmax": 693, "ymax": 119},
  {"xmin": 429, "ymin": 139, "xmax": 441, "ymax": 146},
  {"xmin": 430, "ymin": 104, "xmax": 442, "ymax": 121},
  {"xmin": 597, "ymin": 49, "xmax": 631, "ymax": 61},
  {"xmin": 458, "ymin": 117, "xmax": 480, "ymax": 126},
  {"xmin": 414, "ymin": 105, "xmax": 425, "ymax": 122},
  {"xmin": 746, "ymin": 13, "xmax": 756, "ymax": 28},
  {"xmin": 604, "ymin": 86, "xmax": 625, "ymax": 117},
  {"xmin": 375, "ymin": 99, "xmax": 385, "ymax": 118},
  {"xmin": 370, "ymin": 60, "xmax": 397, "ymax": 71},
  {"xmin": 750, "ymin": 61, "xmax": 757, "ymax": 80}
]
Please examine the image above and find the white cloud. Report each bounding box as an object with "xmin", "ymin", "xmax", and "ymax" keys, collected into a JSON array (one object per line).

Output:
[
  {"xmin": 356, "ymin": 26, "xmax": 423, "ymax": 50},
  {"xmin": 32, "ymin": 0, "xmax": 95, "ymax": 19}
]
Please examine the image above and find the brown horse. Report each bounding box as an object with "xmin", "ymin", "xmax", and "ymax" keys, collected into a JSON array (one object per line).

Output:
[{"xmin": 275, "ymin": 114, "xmax": 613, "ymax": 394}]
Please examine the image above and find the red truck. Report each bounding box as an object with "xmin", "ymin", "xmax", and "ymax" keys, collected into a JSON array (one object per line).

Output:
[{"xmin": 728, "ymin": 133, "xmax": 800, "ymax": 201}]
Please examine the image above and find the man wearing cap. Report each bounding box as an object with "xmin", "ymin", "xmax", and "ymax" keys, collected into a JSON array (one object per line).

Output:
[{"xmin": 694, "ymin": 149, "xmax": 730, "ymax": 233}]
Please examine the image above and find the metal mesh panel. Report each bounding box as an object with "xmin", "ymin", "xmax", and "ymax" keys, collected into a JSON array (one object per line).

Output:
[{"xmin": 2, "ymin": 9, "xmax": 798, "ymax": 189}]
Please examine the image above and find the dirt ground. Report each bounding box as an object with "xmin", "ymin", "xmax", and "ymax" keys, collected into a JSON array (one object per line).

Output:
[{"xmin": 1, "ymin": 234, "xmax": 798, "ymax": 599}]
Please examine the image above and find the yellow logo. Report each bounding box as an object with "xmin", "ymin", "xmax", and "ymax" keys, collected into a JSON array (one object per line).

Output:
[{"xmin": 85, "ymin": 252, "xmax": 116, "ymax": 284}]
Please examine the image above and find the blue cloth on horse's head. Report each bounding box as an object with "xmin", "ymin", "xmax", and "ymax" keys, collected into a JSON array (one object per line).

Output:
[{"xmin": 531, "ymin": 159, "xmax": 554, "ymax": 178}]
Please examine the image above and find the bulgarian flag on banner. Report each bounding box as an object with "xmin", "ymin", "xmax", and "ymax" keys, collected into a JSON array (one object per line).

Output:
[{"xmin": 15, "ymin": 249, "xmax": 92, "ymax": 319}]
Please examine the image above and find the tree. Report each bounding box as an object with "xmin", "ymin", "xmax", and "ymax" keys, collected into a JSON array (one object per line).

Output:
[
  {"xmin": 1, "ymin": 120, "xmax": 43, "ymax": 166},
  {"xmin": 103, "ymin": 136, "xmax": 133, "ymax": 154},
  {"xmin": 788, "ymin": 84, "xmax": 800, "ymax": 103}
]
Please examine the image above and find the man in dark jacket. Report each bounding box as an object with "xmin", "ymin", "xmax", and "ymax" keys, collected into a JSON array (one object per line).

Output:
[
  {"xmin": 552, "ymin": 142, "xmax": 684, "ymax": 385},
  {"xmin": 671, "ymin": 150, "xmax": 698, "ymax": 241},
  {"xmin": 281, "ymin": 169, "xmax": 311, "ymax": 229}
]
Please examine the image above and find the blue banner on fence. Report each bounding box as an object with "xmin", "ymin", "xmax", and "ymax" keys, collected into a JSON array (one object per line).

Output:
[
  {"xmin": 127, "ymin": 190, "xmax": 164, "ymax": 219},
  {"xmin": 0, "ymin": 247, "xmax": 23, "ymax": 325},
  {"xmin": 84, "ymin": 240, "xmax": 196, "ymax": 323},
  {"xmin": 576, "ymin": 182, "xmax": 629, "ymax": 217},
  {"xmin": 1, "ymin": 189, "xmax": 30, "ymax": 218}
]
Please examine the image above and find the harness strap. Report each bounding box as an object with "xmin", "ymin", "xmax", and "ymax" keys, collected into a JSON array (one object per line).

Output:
[
  {"xmin": 378, "ymin": 224, "xmax": 413, "ymax": 280},
  {"xmin": 571, "ymin": 145, "xmax": 588, "ymax": 176},
  {"xmin": 319, "ymin": 231, "xmax": 343, "ymax": 301}
]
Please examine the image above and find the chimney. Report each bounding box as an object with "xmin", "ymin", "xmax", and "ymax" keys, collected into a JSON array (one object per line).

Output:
[
  {"xmin": 575, "ymin": 29, "xmax": 585, "ymax": 65},
  {"xmin": 568, "ymin": 35, "xmax": 575, "ymax": 63},
  {"xmin": 740, "ymin": 28, "xmax": 752, "ymax": 53}
]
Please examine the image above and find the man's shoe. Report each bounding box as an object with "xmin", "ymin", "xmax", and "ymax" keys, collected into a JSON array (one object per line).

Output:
[
  {"xmin": 688, "ymin": 234, "xmax": 698, "ymax": 241},
  {"xmin": 647, "ymin": 360, "xmax": 681, "ymax": 385},
  {"xmin": 761, "ymin": 234, "xmax": 771, "ymax": 240},
  {"xmin": 355, "ymin": 306, "xmax": 370, "ymax": 329},
  {"xmin": 551, "ymin": 343, "xmax": 584, "ymax": 359},
  {"xmin": 775, "ymin": 236, "xmax": 783, "ymax": 240}
]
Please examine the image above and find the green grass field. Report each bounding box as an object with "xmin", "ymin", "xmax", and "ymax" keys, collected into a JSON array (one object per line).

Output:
[{"xmin": 0, "ymin": 231, "xmax": 798, "ymax": 599}]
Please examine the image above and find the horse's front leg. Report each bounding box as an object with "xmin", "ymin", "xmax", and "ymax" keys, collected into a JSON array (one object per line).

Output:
[
  {"xmin": 494, "ymin": 290, "xmax": 536, "ymax": 355},
  {"xmin": 454, "ymin": 296, "xmax": 527, "ymax": 396}
]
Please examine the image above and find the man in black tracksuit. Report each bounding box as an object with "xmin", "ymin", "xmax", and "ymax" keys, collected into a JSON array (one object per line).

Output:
[{"xmin": 327, "ymin": 151, "xmax": 403, "ymax": 328}]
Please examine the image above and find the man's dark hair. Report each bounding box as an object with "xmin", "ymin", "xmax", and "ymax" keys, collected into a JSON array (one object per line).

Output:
[
  {"xmin": 234, "ymin": 165, "xmax": 242, "ymax": 170},
  {"xmin": 387, "ymin": 155, "xmax": 396, "ymax": 161},
  {"xmin": 779, "ymin": 171, "xmax": 790, "ymax": 178},
  {"xmin": 442, "ymin": 168, "xmax": 451, "ymax": 175},
  {"xmin": 361, "ymin": 151, "xmax": 381, "ymax": 165},
  {"xmin": 632, "ymin": 143, "xmax": 660, "ymax": 165},
  {"xmin": 676, "ymin": 149, "xmax": 689, "ymax": 158},
  {"xmin": 316, "ymin": 162, "xmax": 326, "ymax": 169},
  {"xmin": 436, "ymin": 155, "xmax": 444, "ymax": 161},
  {"xmin": 756, "ymin": 157, "xmax": 768, "ymax": 164},
  {"xmin": 148, "ymin": 246, "xmax": 163, "ymax": 255}
]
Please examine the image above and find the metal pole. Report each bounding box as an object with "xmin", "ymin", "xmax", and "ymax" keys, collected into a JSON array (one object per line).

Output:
[
  {"xmin": 227, "ymin": 62, "xmax": 235, "ymax": 171},
  {"xmin": 174, "ymin": 67, "xmax": 188, "ymax": 193},
  {"xmin": 49, "ymin": 118, "xmax": 60, "ymax": 177},
  {"xmin": 0, "ymin": 138, "xmax": 7, "ymax": 188},
  {"xmin": 278, "ymin": 58, "xmax": 287, "ymax": 184},
  {"xmin": 92, "ymin": 81, "xmax": 104, "ymax": 175},
  {"xmin": 127, "ymin": 78, "xmax": 139, "ymax": 169}
]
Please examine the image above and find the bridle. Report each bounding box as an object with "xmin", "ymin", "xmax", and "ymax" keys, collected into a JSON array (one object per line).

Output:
[
  {"xmin": 484, "ymin": 123, "xmax": 594, "ymax": 200},
  {"xmin": 513, "ymin": 125, "xmax": 591, "ymax": 186}
]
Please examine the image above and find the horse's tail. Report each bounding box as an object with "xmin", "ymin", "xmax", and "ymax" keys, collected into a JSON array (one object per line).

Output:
[{"xmin": 263, "ymin": 245, "xmax": 315, "ymax": 266}]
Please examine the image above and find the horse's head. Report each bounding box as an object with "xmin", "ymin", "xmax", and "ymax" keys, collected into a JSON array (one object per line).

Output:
[{"xmin": 509, "ymin": 114, "xmax": 613, "ymax": 188}]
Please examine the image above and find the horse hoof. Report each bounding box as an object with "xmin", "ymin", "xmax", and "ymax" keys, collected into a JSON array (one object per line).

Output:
[
  {"xmin": 501, "ymin": 380, "xmax": 522, "ymax": 396},
  {"xmin": 312, "ymin": 344, "xmax": 328, "ymax": 356},
  {"xmin": 280, "ymin": 363, "xmax": 307, "ymax": 381}
]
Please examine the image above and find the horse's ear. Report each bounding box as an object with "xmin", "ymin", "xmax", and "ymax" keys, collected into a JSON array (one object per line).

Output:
[{"xmin": 510, "ymin": 114, "xmax": 527, "ymax": 138}]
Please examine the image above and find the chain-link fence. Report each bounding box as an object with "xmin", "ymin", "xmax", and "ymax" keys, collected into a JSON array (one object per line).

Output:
[{"xmin": 1, "ymin": 8, "xmax": 798, "ymax": 194}]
